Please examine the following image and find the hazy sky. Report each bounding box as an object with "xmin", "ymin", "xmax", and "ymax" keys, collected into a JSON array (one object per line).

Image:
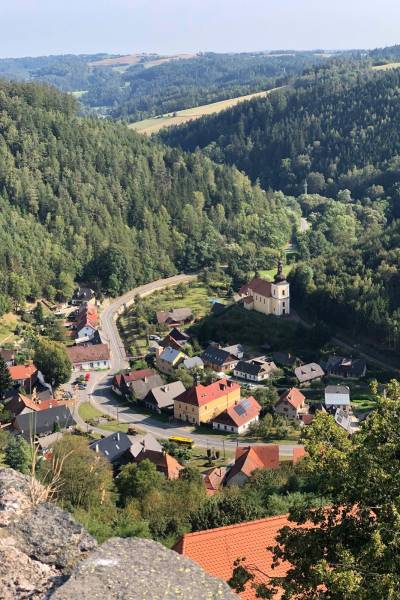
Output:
[{"xmin": 1, "ymin": 0, "xmax": 400, "ymax": 58}]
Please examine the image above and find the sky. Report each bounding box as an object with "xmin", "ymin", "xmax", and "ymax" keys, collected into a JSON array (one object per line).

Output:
[{"xmin": 1, "ymin": 0, "xmax": 400, "ymax": 58}]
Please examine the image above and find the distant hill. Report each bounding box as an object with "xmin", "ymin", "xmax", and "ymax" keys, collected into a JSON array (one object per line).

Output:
[
  {"xmin": 0, "ymin": 51, "xmax": 329, "ymax": 121},
  {"xmin": 160, "ymin": 62, "xmax": 400, "ymax": 198}
]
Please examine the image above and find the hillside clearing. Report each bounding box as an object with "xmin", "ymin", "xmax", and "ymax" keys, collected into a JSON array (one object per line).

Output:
[
  {"xmin": 372, "ymin": 62, "xmax": 400, "ymax": 71},
  {"xmin": 129, "ymin": 86, "xmax": 286, "ymax": 135}
]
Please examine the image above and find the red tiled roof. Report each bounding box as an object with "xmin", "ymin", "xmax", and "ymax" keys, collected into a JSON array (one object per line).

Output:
[
  {"xmin": 16, "ymin": 394, "xmax": 58, "ymax": 413},
  {"xmin": 278, "ymin": 387, "xmax": 306, "ymax": 410},
  {"xmin": 9, "ymin": 364, "xmax": 37, "ymax": 381},
  {"xmin": 135, "ymin": 450, "xmax": 183, "ymax": 480},
  {"xmin": 212, "ymin": 396, "xmax": 261, "ymax": 428},
  {"xmin": 123, "ymin": 369, "xmax": 155, "ymax": 383},
  {"xmin": 239, "ymin": 277, "xmax": 272, "ymax": 299},
  {"xmin": 175, "ymin": 379, "xmax": 240, "ymax": 407},
  {"xmin": 292, "ymin": 447, "xmax": 307, "ymax": 463},
  {"xmin": 174, "ymin": 515, "xmax": 294, "ymax": 599},
  {"xmin": 244, "ymin": 296, "xmax": 254, "ymax": 305},
  {"xmin": 226, "ymin": 445, "xmax": 280, "ymax": 484},
  {"xmin": 66, "ymin": 343, "xmax": 110, "ymax": 364},
  {"xmin": 203, "ymin": 467, "xmax": 227, "ymax": 496}
]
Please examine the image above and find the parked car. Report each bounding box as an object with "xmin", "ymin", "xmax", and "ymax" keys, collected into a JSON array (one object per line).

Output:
[
  {"xmin": 149, "ymin": 334, "xmax": 162, "ymax": 341},
  {"xmin": 78, "ymin": 383, "xmax": 87, "ymax": 390}
]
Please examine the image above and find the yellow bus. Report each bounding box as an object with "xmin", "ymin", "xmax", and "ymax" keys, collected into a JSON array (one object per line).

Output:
[{"xmin": 168, "ymin": 436, "xmax": 194, "ymax": 449}]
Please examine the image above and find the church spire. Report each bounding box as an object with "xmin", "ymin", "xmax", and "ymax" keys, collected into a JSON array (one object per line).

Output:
[{"xmin": 274, "ymin": 259, "xmax": 286, "ymax": 283}]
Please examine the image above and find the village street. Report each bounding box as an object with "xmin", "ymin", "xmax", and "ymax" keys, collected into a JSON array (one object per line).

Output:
[{"xmin": 74, "ymin": 274, "xmax": 302, "ymax": 457}]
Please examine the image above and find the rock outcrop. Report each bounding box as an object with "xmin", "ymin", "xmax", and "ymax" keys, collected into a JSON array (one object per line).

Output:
[{"xmin": 0, "ymin": 469, "xmax": 237, "ymax": 599}]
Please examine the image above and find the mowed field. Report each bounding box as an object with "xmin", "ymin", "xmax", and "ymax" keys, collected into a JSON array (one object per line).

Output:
[
  {"xmin": 372, "ymin": 62, "xmax": 400, "ymax": 71},
  {"xmin": 129, "ymin": 86, "xmax": 285, "ymax": 135}
]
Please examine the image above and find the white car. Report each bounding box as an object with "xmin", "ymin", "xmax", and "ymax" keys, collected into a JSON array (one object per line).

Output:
[{"xmin": 149, "ymin": 334, "xmax": 162, "ymax": 341}]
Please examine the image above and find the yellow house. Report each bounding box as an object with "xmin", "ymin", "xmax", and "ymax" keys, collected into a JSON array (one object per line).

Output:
[
  {"xmin": 238, "ymin": 262, "xmax": 290, "ymax": 317},
  {"xmin": 156, "ymin": 346, "xmax": 187, "ymax": 375},
  {"xmin": 174, "ymin": 379, "xmax": 241, "ymax": 425}
]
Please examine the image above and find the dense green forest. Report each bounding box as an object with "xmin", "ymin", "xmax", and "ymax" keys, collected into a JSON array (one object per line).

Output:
[
  {"xmin": 0, "ymin": 51, "xmax": 330, "ymax": 121},
  {"xmin": 160, "ymin": 63, "xmax": 400, "ymax": 199},
  {"xmin": 0, "ymin": 79, "xmax": 298, "ymax": 312}
]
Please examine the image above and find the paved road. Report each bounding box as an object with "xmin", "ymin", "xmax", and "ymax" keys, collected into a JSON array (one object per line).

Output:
[{"xmin": 76, "ymin": 274, "xmax": 302, "ymax": 457}]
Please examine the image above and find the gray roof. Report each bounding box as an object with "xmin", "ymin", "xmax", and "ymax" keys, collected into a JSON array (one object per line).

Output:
[
  {"xmin": 131, "ymin": 374, "xmax": 164, "ymax": 400},
  {"xmin": 235, "ymin": 360, "xmax": 263, "ymax": 376},
  {"xmin": 201, "ymin": 346, "xmax": 237, "ymax": 367},
  {"xmin": 223, "ymin": 344, "xmax": 244, "ymax": 358},
  {"xmin": 295, "ymin": 363, "xmax": 324, "ymax": 383},
  {"xmin": 156, "ymin": 308, "xmax": 193, "ymax": 324},
  {"xmin": 183, "ymin": 356, "xmax": 204, "ymax": 370},
  {"xmin": 89, "ymin": 431, "xmax": 132, "ymax": 463},
  {"xmin": 130, "ymin": 433, "xmax": 163, "ymax": 458},
  {"xmin": 325, "ymin": 356, "xmax": 366, "ymax": 378},
  {"xmin": 159, "ymin": 346, "xmax": 185, "ymax": 364},
  {"xmin": 14, "ymin": 406, "xmax": 76, "ymax": 440},
  {"xmin": 146, "ymin": 381, "xmax": 186, "ymax": 410},
  {"xmin": 325, "ymin": 385, "xmax": 350, "ymax": 395}
]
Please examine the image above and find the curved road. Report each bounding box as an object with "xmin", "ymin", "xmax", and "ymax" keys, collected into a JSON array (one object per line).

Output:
[{"xmin": 77, "ymin": 274, "xmax": 302, "ymax": 457}]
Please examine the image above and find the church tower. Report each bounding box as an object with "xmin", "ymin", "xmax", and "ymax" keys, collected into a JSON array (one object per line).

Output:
[{"xmin": 271, "ymin": 260, "xmax": 290, "ymax": 316}]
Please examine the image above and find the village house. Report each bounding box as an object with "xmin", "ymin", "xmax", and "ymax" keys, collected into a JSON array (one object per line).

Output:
[
  {"xmin": 89, "ymin": 432, "xmax": 133, "ymax": 468},
  {"xmin": 325, "ymin": 355, "xmax": 367, "ymax": 379},
  {"xmin": 173, "ymin": 515, "xmax": 297, "ymax": 599},
  {"xmin": 8, "ymin": 364, "xmax": 38, "ymax": 392},
  {"xmin": 234, "ymin": 357, "xmax": 278, "ymax": 382},
  {"xmin": 6, "ymin": 389, "xmax": 61, "ymax": 418},
  {"xmin": 75, "ymin": 303, "xmax": 98, "ymax": 339},
  {"xmin": 156, "ymin": 308, "xmax": 193, "ymax": 328},
  {"xmin": 295, "ymin": 362, "xmax": 324, "ymax": 385},
  {"xmin": 66, "ymin": 343, "xmax": 110, "ymax": 371},
  {"xmin": 156, "ymin": 346, "xmax": 187, "ymax": 375},
  {"xmin": 143, "ymin": 381, "xmax": 186, "ymax": 414},
  {"xmin": 112, "ymin": 369, "xmax": 156, "ymax": 397},
  {"xmin": 14, "ymin": 405, "xmax": 76, "ymax": 441},
  {"xmin": 325, "ymin": 384, "xmax": 351, "ymax": 409},
  {"xmin": 159, "ymin": 327, "xmax": 190, "ymax": 351},
  {"xmin": 129, "ymin": 433, "xmax": 163, "ymax": 458},
  {"xmin": 225, "ymin": 445, "xmax": 280, "ymax": 486},
  {"xmin": 212, "ymin": 396, "xmax": 261, "ymax": 434},
  {"xmin": 275, "ymin": 387, "xmax": 309, "ymax": 420},
  {"xmin": 0, "ymin": 348, "xmax": 15, "ymax": 367},
  {"xmin": 335, "ymin": 407, "xmax": 360, "ymax": 435},
  {"xmin": 182, "ymin": 356, "xmax": 204, "ymax": 371},
  {"xmin": 71, "ymin": 287, "xmax": 96, "ymax": 306},
  {"xmin": 200, "ymin": 345, "xmax": 238, "ymax": 372},
  {"xmin": 222, "ymin": 344, "xmax": 244, "ymax": 359},
  {"xmin": 238, "ymin": 261, "xmax": 290, "ymax": 317},
  {"xmin": 130, "ymin": 374, "xmax": 164, "ymax": 402},
  {"xmin": 174, "ymin": 379, "xmax": 240, "ymax": 425},
  {"xmin": 134, "ymin": 449, "xmax": 183, "ymax": 480},
  {"xmin": 202, "ymin": 466, "xmax": 227, "ymax": 496}
]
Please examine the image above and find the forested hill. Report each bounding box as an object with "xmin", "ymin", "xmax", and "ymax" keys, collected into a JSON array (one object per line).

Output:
[
  {"xmin": 160, "ymin": 66, "xmax": 400, "ymax": 200},
  {"xmin": 0, "ymin": 51, "xmax": 330, "ymax": 122},
  {"xmin": 0, "ymin": 79, "xmax": 298, "ymax": 311}
]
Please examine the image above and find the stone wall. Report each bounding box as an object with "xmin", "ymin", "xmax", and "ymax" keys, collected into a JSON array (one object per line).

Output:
[{"xmin": 0, "ymin": 469, "xmax": 237, "ymax": 599}]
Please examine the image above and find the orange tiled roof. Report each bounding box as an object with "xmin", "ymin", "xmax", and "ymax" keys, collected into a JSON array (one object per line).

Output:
[
  {"xmin": 278, "ymin": 387, "xmax": 306, "ymax": 409},
  {"xmin": 239, "ymin": 277, "xmax": 273, "ymax": 299},
  {"xmin": 212, "ymin": 396, "xmax": 261, "ymax": 428},
  {"xmin": 175, "ymin": 379, "xmax": 240, "ymax": 407},
  {"xmin": 17, "ymin": 393, "xmax": 58, "ymax": 412},
  {"xmin": 174, "ymin": 515, "xmax": 294, "ymax": 599},
  {"xmin": 203, "ymin": 467, "xmax": 227, "ymax": 496},
  {"xmin": 8, "ymin": 364, "xmax": 37, "ymax": 381},
  {"xmin": 226, "ymin": 445, "xmax": 280, "ymax": 483}
]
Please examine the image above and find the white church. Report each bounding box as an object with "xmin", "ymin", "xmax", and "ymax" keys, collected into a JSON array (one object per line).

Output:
[{"xmin": 238, "ymin": 261, "xmax": 290, "ymax": 317}]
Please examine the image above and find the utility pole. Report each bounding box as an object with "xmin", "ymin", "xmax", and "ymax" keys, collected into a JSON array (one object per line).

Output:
[
  {"xmin": 223, "ymin": 439, "xmax": 226, "ymax": 460},
  {"xmin": 304, "ymin": 179, "xmax": 308, "ymax": 195}
]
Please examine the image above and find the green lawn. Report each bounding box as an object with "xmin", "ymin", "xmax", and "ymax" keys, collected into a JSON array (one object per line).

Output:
[
  {"xmin": 118, "ymin": 280, "xmax": 222, "ymax": 353},
  {"xmin": 185, "ymin": 446, "xmax": 235, "ymax": 472},
  {"xmin": 78, "ymin": 402, "xmax": 104, "ymax": 420},
  {"xmin": 0, "ymin": 313, "xmax": 21, "ymax": 344}
]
